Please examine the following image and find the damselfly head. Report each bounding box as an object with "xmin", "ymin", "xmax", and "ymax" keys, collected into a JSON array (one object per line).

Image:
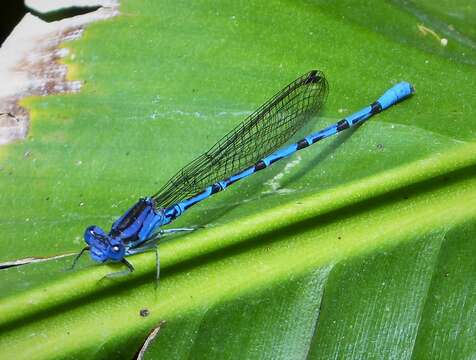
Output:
[{"xmin": 84, "ymin": 225, "xmax": 125, "ymax": 262}]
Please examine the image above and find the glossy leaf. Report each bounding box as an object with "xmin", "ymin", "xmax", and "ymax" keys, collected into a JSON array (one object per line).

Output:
[{"xmin": 0, "ymin": 0, "xmax": 475, "ymax": 359}]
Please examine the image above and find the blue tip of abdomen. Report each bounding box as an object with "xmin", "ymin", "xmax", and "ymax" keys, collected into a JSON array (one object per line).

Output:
[{"xmin": 377, "ymin": 82, "xmax": 414, "ymax": 110}]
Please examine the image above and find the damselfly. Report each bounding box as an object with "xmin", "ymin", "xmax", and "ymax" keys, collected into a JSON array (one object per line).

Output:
[{"xmin": 72, "ymin": 70, "xmax": 414, "ymax": 278}]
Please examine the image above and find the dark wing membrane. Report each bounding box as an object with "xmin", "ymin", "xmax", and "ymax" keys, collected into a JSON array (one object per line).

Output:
[{"xmin": 152, "ymin": 70, "xmax": 328, "ymax": 209}]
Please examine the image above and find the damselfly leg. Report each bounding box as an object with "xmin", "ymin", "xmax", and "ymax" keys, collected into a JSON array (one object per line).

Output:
[
  {"xmin": 68, "ymin": 246, "xmax": 90, "ymax": 270},
  {"xmin": 100, "ymin": 258, "xmax": 135, "ymax": 280}
]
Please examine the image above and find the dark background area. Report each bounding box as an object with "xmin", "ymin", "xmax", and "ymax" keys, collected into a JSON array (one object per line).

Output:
[
  {"xmin": 0, "ymin": 2, "xmax": 102, "ymax": 45},
  {"xmin": 0, "ymin": 0, "xmax": 27, "ymax": 45}
]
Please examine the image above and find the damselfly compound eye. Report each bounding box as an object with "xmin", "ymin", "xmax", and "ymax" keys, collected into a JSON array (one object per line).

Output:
[{"xmin": 112, "ymin": 245, "xmax": 120, "ymax": 252}]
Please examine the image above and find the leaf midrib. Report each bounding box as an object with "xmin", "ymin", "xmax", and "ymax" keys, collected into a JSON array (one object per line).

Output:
[{"xmin": 0, "ymin": 142, "xmax": 475, "ymax": 332}]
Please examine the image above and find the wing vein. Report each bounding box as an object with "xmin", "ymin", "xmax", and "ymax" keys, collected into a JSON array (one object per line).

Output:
[{"xmin": 152, "ymin": 70, "xmax": 328, "ymax": 209}]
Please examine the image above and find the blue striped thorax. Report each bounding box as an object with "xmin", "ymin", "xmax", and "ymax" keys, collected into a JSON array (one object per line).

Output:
[{"xmin": 84, "ymin": 198, "xmax": 165, "ymax": 263}]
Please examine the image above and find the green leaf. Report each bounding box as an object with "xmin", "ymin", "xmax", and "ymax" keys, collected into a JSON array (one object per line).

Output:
[{"xmin": 0, "ymin": 0, "xmax": 475, "ymax": 359}]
